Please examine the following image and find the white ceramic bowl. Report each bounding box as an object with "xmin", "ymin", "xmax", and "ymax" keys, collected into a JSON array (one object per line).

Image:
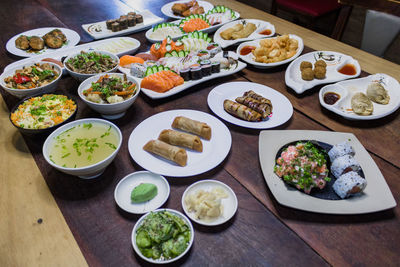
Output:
[
  {"xmin": 0, "ymin": 62, "xmax": 62, "ymax": 98},
  {"xmin": 78, "ymin": 73, "xmax": 141, "ymax": 119},
  {"xmin": 42, "ymin": 118, "xmax": 122, "ymax": 179},
  {"xmin": 63, "ymin": 50, "xmax": 119, "ymax": 81},
  {"xmin": 131, "ymin": 209, "xmax": 194, "ymax": 264}
]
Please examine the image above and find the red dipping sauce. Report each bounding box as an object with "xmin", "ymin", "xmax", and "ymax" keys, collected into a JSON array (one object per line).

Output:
[
  {"xmin": 240, "ymin": 46, "xmax": 256, "ymax": 56},
  {"xmin": 323, "ymin": 92, "xmax": 341, "ymax": 105},
  {"xmin": 338, "ymin": 64, "xmax": 357, "ymax": 75},
  {"xmin": 259, "ymin": 29, "xmax": 272, "ymax": 35}
]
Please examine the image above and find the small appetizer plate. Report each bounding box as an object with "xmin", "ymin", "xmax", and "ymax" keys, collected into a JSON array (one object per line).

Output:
[
  {"xmin": 161, "ymin": 0, "xmax": 214, "ymax": 20},
  {"xmin": 182, "ymin": 179, "xmax": 238, "ymax": 226},
  {"xmin": 132, "ymin": 209, "xmax": 194, "ymax": 264},
  {"xmin": 207, "ymin": 81, "xmax": 293, "ymax": 129},
  {"xmin": 259, "ymin": 130, "xmax": 396, "ymax": 214},
  {"xmin": 319, "ymin": 73, "xmax": 400, "ymax": 120},
  {"xmin": 6, "ymin": 27, "xmax": 80, "ymax": 58},
  {"xmin": 145, "ymin": 25, "xmax": 184, "ymax": 43},
  {"xmin": 128, "ymin": 109, "xmax": 231, "ymax": 177},
  {"xmin": 114, "ymin": 171, "xmax": 170, "ymax": 214},
  {"xmin": 214, "ymin": 19, "xmax": 275, "ymax": 48},
  {"xmin": 236, "ymin": 34, "xmax": 304, "ymax": 69},
  {"xmin": 285, "ymin": 51, "xmax": 361, "ymax": 94}
]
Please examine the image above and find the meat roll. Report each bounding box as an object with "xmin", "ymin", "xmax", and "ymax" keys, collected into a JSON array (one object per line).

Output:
[
  {"xmin": 172, "ymin": 116, "xmax": 212, "ymax": 140},
  {"xmin": 158, "ymin": 129, "xmax": 203, "ymax": 152},
  {"xmin": 143, "ymin": 140, "xmax": 187, "ymax": 166},
  {"xmin": 235, "ymin": 96, "xmax": 272, "ymax": 119},
  {"xmin": 223, "ymin": 99, "xmax": 262, "ymax": 122},
  {"xmin": 333, "ymin": 171, "xmax": 367, "ymax": 199}
]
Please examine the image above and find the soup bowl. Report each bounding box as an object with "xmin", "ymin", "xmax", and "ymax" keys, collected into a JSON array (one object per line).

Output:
[{"xmin": 43, "ymin": 118, "xmax": 122, "ymax": 179}]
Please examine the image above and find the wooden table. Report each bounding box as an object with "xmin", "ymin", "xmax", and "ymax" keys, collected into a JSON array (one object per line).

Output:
[{"xmin": 1, "ymin": 0, "xmax": 399, "ymax": 266}]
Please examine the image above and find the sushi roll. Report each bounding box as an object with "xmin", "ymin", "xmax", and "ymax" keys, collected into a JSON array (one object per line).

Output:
[
  {"xmin": 130, "ymin": 63, "xmax": 147, "ymax": 78},
  {"xmin": 207, "ymin": 43, "xmax": 222, "ymax": 57},
  {"xmin": 197, "ymin": 50, "xmax": 210, "ymax": 60},
  {"xmin": 180, "ymin": 68, "xmax": 190, "ymax": 81},
  {"xmin": 128, "ymin": 12, "xmax": 136, "ymax": 17},
  {"xmin": 111, "ymin": 22, "xmax": 120, "ymax": 32},
  {"xmin": 190, "ymin": 67, "xmax": 202, "ymax": 80},
  {"xmin": 106, "ymin": 19, "xmax": 116, "ymax": 30},
  {"xmin": 211, "ymin": 61, "xmax": 220, "ymax": 73},
  {"xmin": 331, "ymin": 155, "xmax": 361, "ymax": 178},
  {"xmin": 333, "ymin": 171, "xmax": 367, "ymax": 199},
  {"xmin": 118, "ymin": 18, "xmax": 128, "ymax": 29},
  {"xmin": 135, "ymin": 14, "xmax": 143, "ymax": 23},
  {"xmin": 328, "ymin": 141, "xmax": 355, "ymax": 162},
  {"xmin": 200, "ymin": 60, "xmax": 212, "ymax": 76},
  {"xmin": 127, "ymin": 15, "xmax": 136, "ymax": 27}
]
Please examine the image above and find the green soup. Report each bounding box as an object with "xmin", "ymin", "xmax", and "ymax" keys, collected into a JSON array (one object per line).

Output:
[{"xmin": 49, "ymin": 122, "xmax": 119, "ymax": 168}]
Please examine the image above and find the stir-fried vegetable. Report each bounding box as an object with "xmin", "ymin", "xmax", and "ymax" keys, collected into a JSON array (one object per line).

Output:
[
  {"xmin": 4, "ymin": 63, "xmax": 59, "ymax": 89},
  {"xmin": 65, "ymin": 51, "xmax": 117, "ymax": 74}
]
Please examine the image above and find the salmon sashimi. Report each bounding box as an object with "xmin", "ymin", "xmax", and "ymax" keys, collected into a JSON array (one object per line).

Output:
[
  {"xmin": 181, "ymin": 18, "xmax": 210, "ymax": 33},
  {"xmin": 141, "ymin": 71, "xmax": 184, "ymax": 93}
]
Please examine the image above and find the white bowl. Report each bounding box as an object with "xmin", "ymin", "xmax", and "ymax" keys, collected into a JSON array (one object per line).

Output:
[
  {"xmin": 64, "ymin": 50, "xmax": 119, "ymax": 81},
  {"xmin": 0, "ymin": 62, "xmax": 62, "ymax": 98},
  {"xmin": 131, "ymin": 209, "xmax": 194, "ymax": 264},
  {"xmin": 42, "ymin": 118, "xmax": 122, "ymax": 179},
  {"xmin": 78, "ymin": 73, "xmax": 141, "ymax": 119}
]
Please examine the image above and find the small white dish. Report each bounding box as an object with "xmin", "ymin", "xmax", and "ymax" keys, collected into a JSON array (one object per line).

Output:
[
  {"xmin": 319, "ymin": 73, "xmax": 400, "ymax": 120},
  {"xmin": 145, "ymin": 25, "xmax": 184, "ymax": 43},
  {"xmin": 0, "ymin": 62, "xmax": 62, "ymax": 99},
  {"xmin": 42, "ymin": 118, "xmax": 122, "ymax": 179},
  {"xmin": 182, "ymin": 179, "xmax": 238, "ymax": 226},
  {"xmin": 161, "ymin": 0, "xmax": 214, "ymax": 19},
  {"xmin": 214, "ymin": 19, "xmax": 275, "ymax": 48},
  {"xmin": 131, "ymin": 209, "xmax": 194, "ymax": 264},
  {"xmin": 6, "ymin": 27, "xmax": 80, "ymax": 58},
  {"xmin": 114, "ymin": 171, "xmax": 170, "ymax": 214},
  {"xmin": 285, "ymin": 51, "xmax": 361, "ymax": 94},
  {"xmin": 207, "ymin": 81, "xmax": 293, "ymax": 129},
  {"xmin": 236, "ymin": 34, "xmax": 304, "ymax": 69},
  {"xmin": 77, "ymin": 73, "xmax": 140, "ymax": 119}
]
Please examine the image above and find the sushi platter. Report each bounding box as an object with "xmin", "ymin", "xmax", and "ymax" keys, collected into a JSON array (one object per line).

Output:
[
  {"xmin": 285, "ymin": 51, "xmax": 361, "ymax": 94},
  {"xmin": 259, "ymin": 130, "xmax": 396, "ymax": 214}
]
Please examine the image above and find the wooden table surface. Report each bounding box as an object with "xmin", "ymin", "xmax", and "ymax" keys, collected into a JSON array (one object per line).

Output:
[{"xmin": 1, "ymin": 0, "xmax": 399, "ymax": 266}]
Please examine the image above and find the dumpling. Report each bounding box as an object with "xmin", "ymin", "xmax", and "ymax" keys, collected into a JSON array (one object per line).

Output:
[
  {"xmin": 366, "ymin": 82, "xmax": 390, "ymax": 105},
  {"xmin": 351, "ymin": 92, "xmax": 373, "ymax": 115}
]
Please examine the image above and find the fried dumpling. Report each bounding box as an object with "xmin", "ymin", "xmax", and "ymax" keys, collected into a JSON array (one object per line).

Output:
[
  {"xmin": 351, "ymin": 92, "xmax": 373, "ymax": 116},
  {"xmin": 366, "ymin": 82, "xmax": 390, "ymax": 105}
]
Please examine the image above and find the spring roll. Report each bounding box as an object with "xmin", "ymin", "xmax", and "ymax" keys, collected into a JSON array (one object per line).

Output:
[
  {"xmin": 223, "ymin": 99, "xmax": 262, "ymax": 122},
  {"xmin": 231, "ymin": 23, "xmax": 257, "ymax": 39},
  {"xmin": 235, "ymin": 96, "xmax": 272, "ymax": 119},
  {"xmin": 143, "ymin": 140, "xmax": 187, "ymax": 166},
  {"xmin": 172, "ymin": 116, "xmax": 212, "ymax": 140},
  {"xmin": 243, "ymin": 90, "xmax": 272, "ymax": 106},
  {"xmin": 220, "ymin": 23, "xmax": 244, "ymax": 40},
  {"xmin": 158, "ymin": 129, "xmax": 203, "ymax": 152}
]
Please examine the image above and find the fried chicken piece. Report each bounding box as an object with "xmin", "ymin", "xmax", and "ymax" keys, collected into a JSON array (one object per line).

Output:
[
  {"xmin": 15, "ymin": 35, "xmax": 30, "ymax": 50},
  {"xmin": 29, "ymin": 36, "xmax": 44, "ymax": 50}
]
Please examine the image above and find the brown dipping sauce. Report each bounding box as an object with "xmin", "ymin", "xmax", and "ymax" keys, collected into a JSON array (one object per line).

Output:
[
  {"xmin": 338, "ymin": 64, "xmax": 357, "ymax": 75},
  {"xmin": 259, "ymin": 29, "xmax": 272, "ymax": 35},
  {"xmin": 323, "ymin": 92, "xmax": 341, "ymax": 105},
  {"xmin": 240, "ymin": 46, "xmax": 256, "ymax": 56}
]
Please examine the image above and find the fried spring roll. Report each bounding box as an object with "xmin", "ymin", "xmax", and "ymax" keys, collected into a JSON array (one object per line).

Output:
[
  {"xmin": 231, "ymin": 23, "xmax": 257, "ymax": 40},
  {"xmin": 220, "ymin": 24, "xmax": 244, "ymax": 40},
  {"xmin": 143, "ymin": 140, "xmax": 187, "ymax": 166},
  {"xmin": 235, "ymin": 96, "xmax": 272, "ymax": 119},
  {"xmin": 158, "ymin": 129, "xmax": 203, "ymax": 152},
  {"xmin": 172, "ymin": 116, "xmax": 212, "ymax": 140},
  {"xmin": 243, "ymin": 90, "xmax": 273, "ymax": 106},
  {"xmin": 223, "ymin": 99, "xmax": 262, "ymax": 122}
]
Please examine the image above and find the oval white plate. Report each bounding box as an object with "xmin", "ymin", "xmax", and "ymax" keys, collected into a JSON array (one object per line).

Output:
[
  {"xmin": 131, "ymin": 209, "xmax": 194, "ymax": 264},
  {"xmin": 236, "ymin": 34, "xmax": 304, "ymax": 69},
  {"xmin": 161, "ymin": 0, "xmax": 214, "ymax": 19},
  {"xmin": 214, "ymin": 19, "xmax": 275, "ymax": 48},
  {"xmin": 319, "ymin": 73, "xmax": 400, "ymax": 120},
  {"xmin": 6, "ymin": 27, "xmax": 80, "ymax": 58},
  {"xmin": 145, "ymin": 26, "xmax": 184, "ymax": 43},
  {"xmin": 128, "ymin": 109, "xmax": 231, "ymax": 177},
  {"xmin": 285, "ymin": 51, "xmax": 361, "ymax": 94},
  {"xmin": 182, "ymin": 179, "xmax": 238, "ymax": 226},
  {"xmin": 114, "ymin": 171, "xmax": 170, "ymax": 214},
  {"xmin": 208, "ymin": 81, "xmax": 293, "ymax": 129}
]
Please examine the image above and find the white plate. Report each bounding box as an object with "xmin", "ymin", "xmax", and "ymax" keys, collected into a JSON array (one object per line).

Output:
[
  {"xmin": 4, "ymin": 37, "xmax": 140, "ymax": 75},
  {"xmin": 214, "ymin": 19, "xmax": 275, "ymax": 48},
  {"xmin": 114, "ymin": 171, "xmax": 170, "ymax": 214},
  {"xmin": 259, "ymin": 130, "xmax": 396, "ymax": 214},
  {"xmin": 118, "ymin": 52, "xmax": 247, "ymax": 99},
  {"xmin": 131, "ymin": 209, "xmax": 194, "ymax": 264},
  {"xmin": 236, "ymin": 34, "xmax": 304, "ymax": 69},
  {"xmin": 6, "ymin": 27, "xmax": 80, "ymax": 58},
  {"xmin": 319, "ymin": 73, "xmax": 400, "ymax": 120},
  {"xmin": 128, "ymin": 109, "xmax": 231, "ymax": 177},
  {"xmin": 161, "ymin": 0, "xmax": 214, "ymax": 19},
  {"xmin": 145, "ymin": 25, "xmax": 184, "ymax": 43},
  {"xmin": 181, "ymin": 179, "xmax": 238, "ymax": 226},
  {"xmin": 207, "ymin": 81, "xmax": 293, "ymax": 129},
  {"xmin": 285, "ymin": 51, "xmax": 361, "ymax": 94},
  {"xmin": 82, "ymin": 10, "xmax": 163, "ymax": 40}
]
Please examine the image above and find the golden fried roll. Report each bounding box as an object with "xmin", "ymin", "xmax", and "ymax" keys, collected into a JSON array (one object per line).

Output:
[
  {"xmin": 143, "ymin": 140, "xmax": 187, "ymax": 166},
  {"xmin": 235, "ymin": 96, "xmax": 272, "ymax": 119},
  {"xmin": 223, "ymin": 99, "xmax": 262, "ymax": 122},
  {"xmin": 158, "ymin": 129, "xmax": 203, "ymax": 152},
  {"xmin": 243, "ymin": 90, "xmax": 273, "ymax": 109},
  {"xmin": 220, "ymin": 23, "xmax": 244, "ymax": 40},
  {"xmin": 172, "ymin": 116, "xmax": 212, "ymax": 140},
  {"xmin": 231, "ymin": 23, "xmax": 257, "ymax": 39}
]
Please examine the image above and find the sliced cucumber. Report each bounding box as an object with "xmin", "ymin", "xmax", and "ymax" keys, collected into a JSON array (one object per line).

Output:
[
  {"xmin": 178, "ymin": 50, "xmax": 185, "ymax": 57},
  {"xmin": 164, "ymin": 52, "xmax": 172, "ymax": 57},
  {"xmin": 206, "ymin": 37, "xmax": 212, "ymax": 43},
  {"xmin": 175, "ymin": 40, "xmax": 183, "ymax": 47},
  {"xmin": 154, "ymin": 43, "xmax": 161, "ymax": 50},
  {"xmin": 157, "ymin": 65, "xmax": 164, "ymax": 72},
  {"xmin": 145, "ymin": 67, "xmax": 154, "ymax": 77},
  {"xmin": 152, "ymin": 66, "xmax": 159, "ymax": 73}
]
